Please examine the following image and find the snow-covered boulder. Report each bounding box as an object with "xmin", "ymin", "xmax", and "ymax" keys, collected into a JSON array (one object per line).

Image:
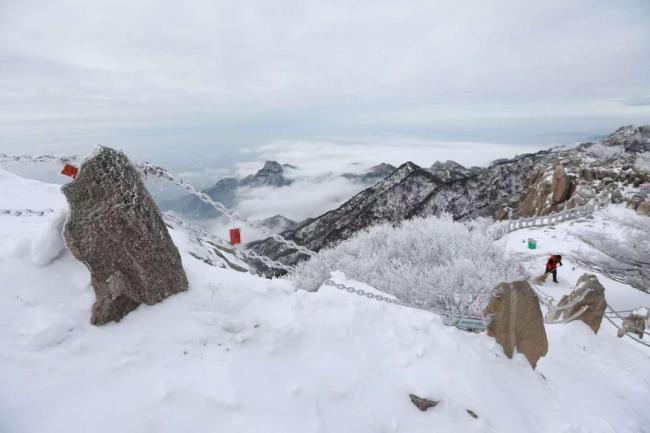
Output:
[
  {"xmin": 555, "ymin": 274, "xmax": 607, "ymax": 334},
  {"xmin": 62, "ymin": 147, "xmax": 188, "ymax": 325},
  {"xmin": 484, "ymin": 281, "xmax": 548, "ymax": 369}
]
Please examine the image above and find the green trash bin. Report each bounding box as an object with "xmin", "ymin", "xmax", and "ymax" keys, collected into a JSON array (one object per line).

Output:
[{"xmin": 527, "ymin": 238, "xmax": 537, "ymax": 249}]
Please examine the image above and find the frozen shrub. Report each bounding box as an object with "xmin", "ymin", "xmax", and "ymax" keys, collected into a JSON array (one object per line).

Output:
[{"xmin": 291, "ymin": 215, "xmax": 522, "ymax": 316}]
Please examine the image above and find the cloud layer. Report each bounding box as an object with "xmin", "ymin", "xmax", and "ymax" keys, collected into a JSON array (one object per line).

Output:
[{"xmin": 1, "ymin": 0, "xmax": 649, "ymax": 156}]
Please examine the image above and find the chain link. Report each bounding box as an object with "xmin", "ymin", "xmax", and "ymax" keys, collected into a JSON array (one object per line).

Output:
[
  {"xmin": 136, "ymin": 161, "xmax": 316, "ymax": 258},
  {"xmin": 0, "ymin": 208, "xmax": 55, "ymax": 217},
  {"xmin": 0, "ymin": 153, "xmax": 79, "ymax": 164},
  {"xmin": 163, "ymin": 213, "xmax": 297, "ymax": 274},
  {"xmin": 323, "ymin": 279, "xmax": 487, "ymax": 321}
]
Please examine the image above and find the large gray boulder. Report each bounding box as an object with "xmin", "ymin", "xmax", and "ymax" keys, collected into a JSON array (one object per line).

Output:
[
  {"xmin": 555, "ymin": 273, "xmax": 606, "ymax": 333},
  {"xmin": 484, "ymin": 281, "xmax": 548, "ymax": 369},
  {"xmin": 62, "ymin": 147, "xmax": 188, "ymax": 325}
]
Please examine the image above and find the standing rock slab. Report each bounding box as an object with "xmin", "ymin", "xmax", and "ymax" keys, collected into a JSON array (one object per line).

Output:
[
  {"xmin": 555, "ymin": 274, "xmax": 606, "ymax": 333},
  {"xmin": 552, "ymin": 164, "xmax": 570, "ymax": 204},
  {"xmin": 484, "ymin": 281, "xmax": 548, "ymax": 369},
  {"xmin": 62, "ymin": 147, "xmax": 188, "ymax": 325}
]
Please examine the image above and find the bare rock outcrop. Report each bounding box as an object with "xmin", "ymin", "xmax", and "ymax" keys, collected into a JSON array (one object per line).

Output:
[
  {"xmin": 483, "ymin": 281, "xmax": 548, "ymax": 368},
  {"xmin": 62, "ymin": 147, "xmax": 188, "ymax": 325},
  {"xmin": 517, "ymin": 169, "xmax": 551, "ymax": 217},
  {"xmin": 554, "ymin": 274, "xmax": 606, "ymax": 333},
  {"xmin": 552, "ymin": 164, "xmax": 570, "ymax": 204}
]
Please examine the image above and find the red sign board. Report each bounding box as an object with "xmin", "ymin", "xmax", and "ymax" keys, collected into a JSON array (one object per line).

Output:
[
  {"xmin": 229, "ymin": 228, "xmax": 241, "ymax": 245},
  {"xmin": 61, "ymin": 164, "xmax": 79, "ymax": 179}
]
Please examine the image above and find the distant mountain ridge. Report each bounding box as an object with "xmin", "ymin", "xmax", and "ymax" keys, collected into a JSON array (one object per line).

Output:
[
  {"xmin": 248, "ymin": 125, "xmax": 650, "ymax": 274},
  {"xmin": 160, "ymin": 160, "xmax": 398, "ymax": 219}
]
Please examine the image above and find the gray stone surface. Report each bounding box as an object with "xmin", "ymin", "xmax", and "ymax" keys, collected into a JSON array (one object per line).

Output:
[
  {"xmin": 484, "ymin": 281, "xmax": 548, "ymax": 369},
  {"xmin": 62, "ymin": 147, "xmax": 188, "ymax": 325}
]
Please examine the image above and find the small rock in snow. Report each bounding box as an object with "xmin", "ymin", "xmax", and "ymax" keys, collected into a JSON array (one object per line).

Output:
[{"xmin": 409, "ymin": 394, "xmax": 439, "ymax": 411}]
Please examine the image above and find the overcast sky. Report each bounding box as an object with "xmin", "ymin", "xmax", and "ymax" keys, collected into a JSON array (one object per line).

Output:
[{"xmin": 1, "ymin": 0, "xmax": 649, "ymax": 170}]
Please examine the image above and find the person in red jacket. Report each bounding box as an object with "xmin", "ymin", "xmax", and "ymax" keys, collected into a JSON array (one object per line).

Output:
[{"xmin": 545, "ymin": 255, "xmax": 563, "ymax": 283}]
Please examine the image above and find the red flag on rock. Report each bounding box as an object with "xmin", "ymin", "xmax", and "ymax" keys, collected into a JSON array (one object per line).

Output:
[{"xmin": 61, "ymin": 164, "xmax": 79, "ymax": 179}]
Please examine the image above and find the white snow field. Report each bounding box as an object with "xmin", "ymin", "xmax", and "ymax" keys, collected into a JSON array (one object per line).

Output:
[{"xmin": 1, "ymin": 168, "xmax": 650, "ymax": 433}]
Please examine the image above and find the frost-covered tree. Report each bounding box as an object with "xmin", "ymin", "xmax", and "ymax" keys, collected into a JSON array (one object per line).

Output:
[{"xmin": 291, "ymin": 215, "xmax": 523, "ymax": 316}]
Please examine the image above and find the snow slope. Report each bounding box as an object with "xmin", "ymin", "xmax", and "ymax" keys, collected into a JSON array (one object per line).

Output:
[
  {"xmin": 1, "ymin": 169, "xmax": 650, "ymax": 433},
  {"xmin": 498, "ymin": 206, "xmax": 650, "ymax": 311}
]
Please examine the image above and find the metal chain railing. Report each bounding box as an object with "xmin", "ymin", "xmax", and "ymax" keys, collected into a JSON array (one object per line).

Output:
[
  {"xmin": 545, "ymin": 305, "xmax": 590, "ymax": 325},
  {"xmin": 545, "ymin": 287, "xmax": 592, "ymax": 313},
  {"xmin": 530, "ymin": 280, "xmax": 593, "ymax": 324},
  {"xmin": 324, "ymin": 279, "xmax": 489, "ymax": 326},
  {"xmin": 163, "ymin": 213, "xmax": 297, "ymax": 274},
  {"xmin": 606, "ymin": 305, "xmax": 650, "ymax": 337},
  {"xmin": 135, "ymin": 161, "xmax": 317, "ymax": 258},
  {"xmin": 0, "ymin": 153, "xmax": 79, "ymax": 164},
  {"xmin": 0, "ymin": 208, "xmax": 55, "ymax": 217},
  {"xmin": 326, "ymin": 280, "xmax": 450, "ymax": 316},
  {"xmin": 603, "ymin": 307, "xmax": 650, "ymax": 348}
]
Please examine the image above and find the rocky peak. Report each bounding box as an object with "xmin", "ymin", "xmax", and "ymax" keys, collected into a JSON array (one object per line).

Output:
[
  {"xmin": 241, "ymin": 160, "xmax": 291, "ymax": 188},
  {"xmin": 602, "ymin": 124, "xmax": 650, "ymax": 153},
  {"xmin": 257, "ymin": 214, "xmax": 298, "ymax": 233},
  {"xmin": 429, "ymin": 160, "xmax": 478, "ymax": 182},
  {"xmin": 363, "ymin": 163, "xmax": 396, "ymax": 180},
  {"xmin": 261, "ymin": 160, "xmax": 284, "ymax": 173},
  {"xmin": 341, "ymin": 163, "xmax": 396, "ymax": 184},
  {"xmin": 430, "ymin": 160, "xmax": 464, "ymax": 171}
]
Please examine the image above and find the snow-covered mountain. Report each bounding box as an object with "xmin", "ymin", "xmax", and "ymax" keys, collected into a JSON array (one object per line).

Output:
[
  {"xmin": 161, "ymin": 160, "xmax": 396, "ymax": 220},
  {"xmin": 256, "ymin": 214, "xmax": 299, "ymax": 233},
  {"xmin": 1, "ymin": 165, "xmax": 649, "ymax": 433},
  {"xmin": 428, "ymin": 160, "xmax": 482, "ymax": 182},
  {"xmin": 248, "ymin": 126, "xmax": 650, "ymax": 273},
  {"xmin": 160, "ymin": 161, "xmax": 294, "ymax": 218}
]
